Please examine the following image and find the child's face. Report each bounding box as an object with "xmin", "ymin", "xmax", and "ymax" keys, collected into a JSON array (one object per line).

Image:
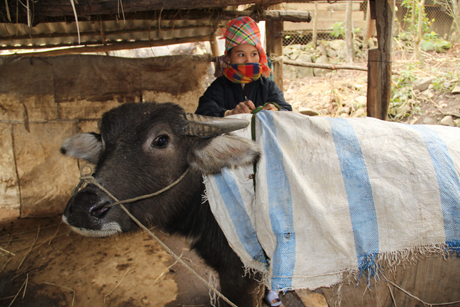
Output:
[{"xmin": 227, "ymin": 44, "xmax": 260, "ymax": 65}]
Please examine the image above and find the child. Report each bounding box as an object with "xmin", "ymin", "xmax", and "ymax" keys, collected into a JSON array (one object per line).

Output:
[
  {"xmin": 195, "ymin": 16, "xmax": 292, "ymax": 117},
  {"xmin": 196, "ymin": 16, "xmax": 285, "ymax": 307}
]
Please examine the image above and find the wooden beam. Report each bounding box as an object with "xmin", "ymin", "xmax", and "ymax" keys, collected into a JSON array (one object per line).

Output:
[
  {"xmin": 284, "ymin": 59, "xmax": 368, "ymax": 72},
  {"xmin": 0, "ymin": 24, "xmax": 214, "ymax": 43},
  {"xmin": 367, "ymin": 0, "xmax": 394, "ymax": 120},
  {"xmin": 264, "ymin": 10, "xmax": 311, "ymax": 23},
  {"xmin": 1, "ymin": 35, "xmax": 213, "ymax": 57},
  {"xmin": 265, "ymin": 18, "xmax": 284, "ymax": 91}
]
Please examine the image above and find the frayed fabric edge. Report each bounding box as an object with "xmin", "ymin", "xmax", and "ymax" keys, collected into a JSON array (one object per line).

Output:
[
  {"xmin": 325, "ymin": 242, "xmax": 458, "ymax": 307},
  {"xmin": 241, "ymin": 243, "xmax": 458, "ymax": 307}
]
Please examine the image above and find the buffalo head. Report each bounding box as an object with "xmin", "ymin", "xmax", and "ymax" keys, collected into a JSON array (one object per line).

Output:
[{"xmin": 61, "ymin": 102, "xmax": 260, "ymax": 238}]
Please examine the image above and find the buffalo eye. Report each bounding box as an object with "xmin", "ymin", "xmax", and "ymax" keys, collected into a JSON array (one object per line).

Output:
[{"xmin": 152, "ymin": 135, "xmax": 169, "ymax": 148}]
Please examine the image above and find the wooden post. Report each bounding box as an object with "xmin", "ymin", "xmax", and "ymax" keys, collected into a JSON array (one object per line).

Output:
[
  {"xmin": 367, "ymin": 0, "xmax": 394, "ymax": 120},
  {"xmin": 210, "ymin": 34, "xmax": 220, "ymax": 71},
  {"xmin": 265, "ymin": 19, "xmax": 284, "ymax": 91}
]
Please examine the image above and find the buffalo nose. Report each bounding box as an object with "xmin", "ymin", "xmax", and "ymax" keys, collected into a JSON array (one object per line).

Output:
[{"xmin": 65, "ymin": 190, "xmax": 112, "ymax": 219}]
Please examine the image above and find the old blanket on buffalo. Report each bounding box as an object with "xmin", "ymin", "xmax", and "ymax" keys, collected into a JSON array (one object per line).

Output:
[{"xmin": 203, "ymin": 111, "xmax": 460, "ymax": 292}]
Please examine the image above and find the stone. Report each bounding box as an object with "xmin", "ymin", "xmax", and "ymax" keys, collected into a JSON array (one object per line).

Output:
[
  {"xmin": 412, "ymin": 78, "xmax": 433, "ymax": 92},
  {"xmin": 299, "ymin": 108, "xmax": 319, "ymax": 116},
  {"xmin": 296, "ymin": 54, "xmax": 314, "ymax": 78},
  {"xmin": 354, "ymin": 96, "xmax": 367, "ymax": 106},
  {"xmin": 314, "ymin": 55, "xmax": 329, "ymax": 77},
  {"xmin": 329, "ymin": 58, "xmax": 340, "ymax": 65},
  {"xmin": 338, "ymin": 48, "xmax": 348, "ymax": 59},
  {"xmin": 329, "ymin": 39, "xmax": 346, "ymax": 51},
  {"xmin": 283, "ymin": 63, "xmax": 298, "ymax": 80},
  {"xmin": 455, "ymin": 119, "xmax": 460, "ymax": 127},
  {"xmin": 440, "ymin": 115, "xmax": 455, "ymax": 127},
  {"xmin": 318, "ymin": 43, "xmax": 327, "ymax": 56},
  {"xmin": 423, "ymin": 117, "xmax": 437, "ymax": 125},
  {"xmin": 452, "ymin": 85, "xmax": 460, "ymax": 94},
  {"xmin": 352, "ymin": 108, "xmax": 366, "ymax": 117},
  {"xmin": 420, "ymin": 40, "xmax": 435, "ymax": 52},
  {"xmin": 421, "ymin": 89, "xmax": 435, "ymax": 99},
  {"xmin": 305, "ymin": 42, "xmax": 316, "ymax": 50},
  {"xmin": 283, "ymin": 46, "xmax": 294, "ymax": 56},
  {"xmin": 443, "ymin": 81, "xmax": 451, "ymax": 89},
  {"xmin": 367, "ymin": 37, "xmax": 377, "ymax": 48},
  {"xmin": 339, "ymin": 106, "xmax": 351, "ymax": 115},
  {"xmin": 326, "ymin": 48, "xmax": 338, "ymax": 58}
]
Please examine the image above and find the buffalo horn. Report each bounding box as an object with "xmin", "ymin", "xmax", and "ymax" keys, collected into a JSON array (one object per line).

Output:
[{"xmin": 183, "ymin": 113, "xmax": 249, "ymax": 137}]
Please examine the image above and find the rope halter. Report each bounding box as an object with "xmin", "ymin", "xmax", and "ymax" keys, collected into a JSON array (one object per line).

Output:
[{"xmin": 73, "ymin": 163, "xmax": 190, "ymax": 208}]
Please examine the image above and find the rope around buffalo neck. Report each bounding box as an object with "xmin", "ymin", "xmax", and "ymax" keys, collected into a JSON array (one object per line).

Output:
[{"xmin": 74, "ymin": 164, "xmax": 238, "ymax": 307}]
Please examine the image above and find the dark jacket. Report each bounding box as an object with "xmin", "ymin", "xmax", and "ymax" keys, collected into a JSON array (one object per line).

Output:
[{"xmin": 195, "ymin": 76, "xmax": 292, "ymax": 117}]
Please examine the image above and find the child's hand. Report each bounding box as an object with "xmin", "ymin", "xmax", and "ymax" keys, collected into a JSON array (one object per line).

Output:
[
  {"xmin": 227, "ymin": 100, "xmax": 255, "ymax": 116},
  {"xmin": 262, "ymin": 103, "xmax": 278, "ymax": 111}
]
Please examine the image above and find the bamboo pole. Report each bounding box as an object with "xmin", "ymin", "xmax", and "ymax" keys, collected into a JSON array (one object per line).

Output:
[
  {"xmin": 312, "ymin": 2, "xmax": 318, "ymax": 48},
  {"xmin": 3, "ymin": 35, "xmax": 213, "ymax": 57},
  {"xmin": 284, "ymin": 59, "xmax": 367, "ymax": 72},
  {"xmin": 345, "ymin": 0, "xmax": 354, "ymax": 63}
]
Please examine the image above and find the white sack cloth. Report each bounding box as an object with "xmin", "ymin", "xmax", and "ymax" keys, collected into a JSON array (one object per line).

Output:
[{"xmin": 203, "ymin": 111, "xmax": 460, "ymax": 291}]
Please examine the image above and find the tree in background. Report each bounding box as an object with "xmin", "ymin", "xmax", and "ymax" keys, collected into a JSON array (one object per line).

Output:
[{"xmin": 345, "ymin": 0, "xmax": 355, "ymax": 63}]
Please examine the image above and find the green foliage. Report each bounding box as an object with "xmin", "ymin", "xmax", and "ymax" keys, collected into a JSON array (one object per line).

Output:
[
  {"xmin": 400, "ymin": 0, "xmax": 434, "ymax": 36},
  {"xmin": 389, "ymin": 63, "xmax": 419, "ymax": 121},
  {"xmin": 329, "ymin": 22, "xmax": 345, "ymax": 39},
  {"xmin": 421, "ymin": 38, "xmax": 452, "ymax": 53}
]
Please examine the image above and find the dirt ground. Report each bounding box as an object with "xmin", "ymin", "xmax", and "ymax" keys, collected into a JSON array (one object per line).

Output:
[
  {"xmin": 284, "ymin": 43, "xmax": 460, "ymax": 126},
  {"xmin": 1, "ymin": 45, "xmax": 460, "ymax": 307},
  {"xmin": 0, "ymin": 216, "xmax": 218, "ymax": 307}
]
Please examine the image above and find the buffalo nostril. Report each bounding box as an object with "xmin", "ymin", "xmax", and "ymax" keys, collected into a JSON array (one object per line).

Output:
[{"xmin": 90, "ymin": 202, "xmax": 111, "ymax": 218}]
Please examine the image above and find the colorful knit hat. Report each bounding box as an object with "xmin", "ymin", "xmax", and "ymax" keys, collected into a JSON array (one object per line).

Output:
[{"xmin": 223, "ymin": 16, "xmax": 271, "ymax": 77}]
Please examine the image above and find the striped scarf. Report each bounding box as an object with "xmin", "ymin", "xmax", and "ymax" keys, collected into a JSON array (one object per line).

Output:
[
  {"xmin": 223, "ymin": 63, "xmax": 261, "ymax": 84},
  {"xmin": 223, "ymin": 17, "xmax": 271, "ymax": 78}
]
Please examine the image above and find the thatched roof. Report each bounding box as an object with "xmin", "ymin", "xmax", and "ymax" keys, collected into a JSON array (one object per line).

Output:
[{"xmin": 0, "ymin": 0, "xmax": 312, "ymax": 53}]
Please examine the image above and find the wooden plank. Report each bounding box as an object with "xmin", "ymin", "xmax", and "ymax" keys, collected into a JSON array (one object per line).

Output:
[
  {"xmin": 265, "ymin": 10, "xmax": 312, "ymax": 23},
  {"xmin": 284, "ymin": 2, "xmax": 363, "ymax": 11},
  {"xmin": 266, "ymin": 19, "xmax": 284, "ymax": 91},
  {"xmin": 367, "ymin": 49, "xmax": 380, "ymax": 118}
]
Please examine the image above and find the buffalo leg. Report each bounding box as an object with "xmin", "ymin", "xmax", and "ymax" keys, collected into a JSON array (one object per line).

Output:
[{"xmin": 218, "ymin": 266, "xmax": 264, "ymax": 307}]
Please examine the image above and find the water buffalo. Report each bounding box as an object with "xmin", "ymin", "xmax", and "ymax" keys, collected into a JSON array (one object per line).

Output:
[{"xmin": 61, "ymin": 102, "xmax": 264, "ymax": 307}]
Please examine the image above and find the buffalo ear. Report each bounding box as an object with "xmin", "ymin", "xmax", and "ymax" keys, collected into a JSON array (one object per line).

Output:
[
  {"xmin": 188, "ymin": 135, "xmax": 260, "ymax": 174},
  {"xmin": 60, "ymin": 133, "xmax": 102, "ymax": 164}
]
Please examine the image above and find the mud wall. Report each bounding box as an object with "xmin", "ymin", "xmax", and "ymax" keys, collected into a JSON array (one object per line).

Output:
[{"xmin": 0, "ymin": 54, "xmax": 210, "ymax": 220}]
